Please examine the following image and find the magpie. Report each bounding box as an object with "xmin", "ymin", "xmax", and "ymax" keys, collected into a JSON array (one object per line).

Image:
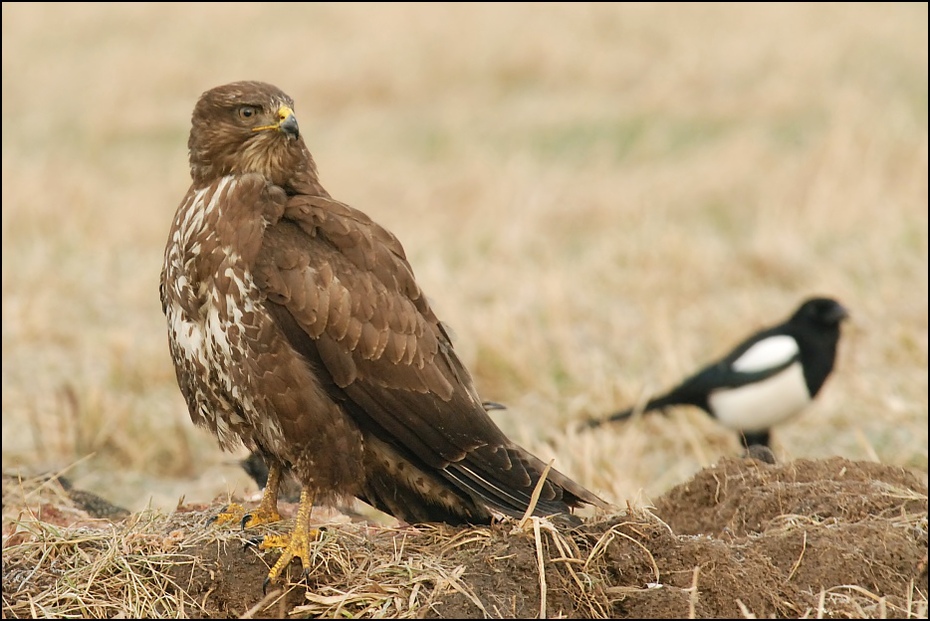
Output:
[{"xmin": 583, "ymin": 297, "xmax": 849, "ymax": 448}]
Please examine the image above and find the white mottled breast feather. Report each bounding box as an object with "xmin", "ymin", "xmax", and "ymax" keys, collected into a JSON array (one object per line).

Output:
[{"xmin": 162, "ymin": 175, "xmax": 283, "ymax": 451}]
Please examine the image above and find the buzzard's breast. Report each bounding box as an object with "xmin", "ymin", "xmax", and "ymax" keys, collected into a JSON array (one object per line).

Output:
[{"xmin": 162, "ymin": 176, "xmax": 274, "ymax": 450}]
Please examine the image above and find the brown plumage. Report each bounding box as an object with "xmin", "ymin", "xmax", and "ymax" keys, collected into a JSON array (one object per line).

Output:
[{"xmin": 160, "ymin": 81, "xmax": 607, "ymax": 583}]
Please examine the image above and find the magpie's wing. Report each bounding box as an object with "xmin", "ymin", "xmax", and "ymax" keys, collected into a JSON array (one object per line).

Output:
[{"xmin": 656, "ymin": 330, "xmax": 801, "ymax": 408}]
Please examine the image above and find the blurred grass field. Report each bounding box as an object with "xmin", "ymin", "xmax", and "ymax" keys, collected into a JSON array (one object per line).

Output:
[{"xmin": 2, "ymin": 3, "xmax": 927, "ymax": 513}]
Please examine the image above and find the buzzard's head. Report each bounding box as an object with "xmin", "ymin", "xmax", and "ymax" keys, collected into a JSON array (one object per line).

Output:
[{"xmin": 187, "ymin": 81, "xmax": 316, "ymax": 190}]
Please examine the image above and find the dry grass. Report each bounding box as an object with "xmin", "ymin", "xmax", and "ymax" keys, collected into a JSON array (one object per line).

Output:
[
  {"xmin": 3, "ymin": 460, "xmax": 926, "ymax": 619},
  {"xmin": 1, "ymin": 471, "xmax": 597, "ymax": 618},
  {"xmin": 2, "ymin": 4, "xmax": 927, "ymax": 611}
]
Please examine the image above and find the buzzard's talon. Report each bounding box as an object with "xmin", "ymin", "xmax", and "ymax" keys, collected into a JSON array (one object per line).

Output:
[
  {"xmin": 211, "ymin": 457, "xmax": 284, "ymax": 531},
  {"xmin": 260, "ymin": 528, "xmax": 321, "ymax": 589},
  {"xmin": 241, "ymin": 505, "xmax": 282, "ymax": 530},
  {"xmin": 243, "ymin": 535, "xmax": 265, "ymax": 549},
  {"xmin": 256, "ymin": 528, "xmax": 321, "ymax": 552},
  {"xmin": 262, "ymin": 489, "xmax": 318, "ymax": 590},
  {"xmin": 210, "ymin": 502, "xmax": 247, "ymax": 527},
  {"xmin": 241, "ymin": 460, "xmax": 284, "ymax": 530}
]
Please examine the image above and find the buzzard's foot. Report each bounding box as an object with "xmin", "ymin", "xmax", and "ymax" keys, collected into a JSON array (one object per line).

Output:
[
  {"xmin": 210, "ymin": 502, "xmax": 247, "ymax": 527},
  {"xmin": 241, "ymin": 505, "xmax": 282, "ymax": 530},
  {"xmin": 259, "ymin": 528, "xmax": 321, "ymax": 593},
  {"xmin": 261, "ymin": 488, "xmax": 317, "ymax": 593},
  {"xmin": 243, "ymin": 535, "xmax": 265, "ymax": 550},
  {"xmin": 242, "ymin": 459, "xmax": 284, "ymax": 529},
  {"xmin": 219, "ymin": 459, "xmax": 284, "ymax": 530}
]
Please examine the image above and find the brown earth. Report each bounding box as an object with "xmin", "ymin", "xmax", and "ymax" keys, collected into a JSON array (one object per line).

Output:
[{"xmin": 2, "ymin": 455, "xmax": 927, "ymax": 619}]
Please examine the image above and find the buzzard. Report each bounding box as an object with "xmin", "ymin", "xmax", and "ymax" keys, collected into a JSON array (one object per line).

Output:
[{"xmin": 160, "ymin": 81, "xmax": 607, "ymax": 586}]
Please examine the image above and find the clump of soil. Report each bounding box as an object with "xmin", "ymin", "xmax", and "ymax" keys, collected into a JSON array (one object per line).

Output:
[{"xmin": 2, "ymin": 456, "xmax": 926, "ymax": 618}]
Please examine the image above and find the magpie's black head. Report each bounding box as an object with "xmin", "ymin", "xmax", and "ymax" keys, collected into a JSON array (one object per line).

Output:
[
  {"xmin": 240, "ymin": 451, "xmax": 271, "ymax": 488},
  {"xmin": 793, "ymin": 297, "xmax": 850, "ymax": 327}
]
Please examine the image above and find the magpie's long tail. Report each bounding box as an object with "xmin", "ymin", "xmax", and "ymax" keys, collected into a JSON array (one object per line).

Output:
[
  {"xmin": 582, "ymin": 406, "xmax": 635, "ymax": 430},
  {"xmin": 581, "ymin": 394, "xmax": 677, "ymax": 431}
]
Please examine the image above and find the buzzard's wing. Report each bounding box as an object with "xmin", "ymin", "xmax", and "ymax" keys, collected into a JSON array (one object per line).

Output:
[{"xmin": 254, "ymin": 194, "xmax": 595, "ymax": 519}]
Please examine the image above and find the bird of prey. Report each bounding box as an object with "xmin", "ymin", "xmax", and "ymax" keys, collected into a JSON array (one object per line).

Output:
[
  {"xmin": 160, "ymin": 81, "xmax": 606, "ymax": 587},
  {"xmin": 583, "ymin": 297, "xmax": 849, "ymax": 448}
]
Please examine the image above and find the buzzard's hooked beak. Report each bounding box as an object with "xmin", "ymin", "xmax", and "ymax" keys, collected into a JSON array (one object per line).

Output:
[
  {"xmin": 252, "ymin": 105, "xmax": 299, "ymax": 139},
  {"xmin": 277, "ymin": 106, "xmax": 299, "ymax": 139}
]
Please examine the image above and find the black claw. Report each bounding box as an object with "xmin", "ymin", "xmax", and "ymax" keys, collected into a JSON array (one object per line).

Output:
[
  {"xmin": 208, "ymin": 505, "xmax": 228, "ymax": 525},
  {"xmin": 262, "ymin": 576, "xmax": 271, "ymax": 595},
  {"xmin": 243, "ymin": 535, "xmax": 264, "ymax": 549},
  {"xmin": 240, "ymin": 514, "xmax": 252, "ymax": 531}
]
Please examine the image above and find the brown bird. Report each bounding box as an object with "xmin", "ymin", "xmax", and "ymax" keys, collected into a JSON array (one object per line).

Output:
[{"xmin": 160, "ymin": 81, "xmax": 607, "ymax": 588}]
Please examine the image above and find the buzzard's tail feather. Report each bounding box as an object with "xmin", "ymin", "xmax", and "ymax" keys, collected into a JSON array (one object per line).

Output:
[
  {"xmin": 443, "ymin": 463, "xmax": 566, "ymax": 519},
  {"xmin": 445, "ymin": 449, "xmax": 609, "ymax": 519},
  {"xmin": 358, "ymin": 472, "xmax": 490, "ymax": 525}
]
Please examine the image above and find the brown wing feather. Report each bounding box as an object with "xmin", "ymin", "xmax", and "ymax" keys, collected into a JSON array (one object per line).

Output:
[
  {"xmin": 254, "ymin": 205, "xmax": 485, "ymax": 458},
  {"xmin": 254, "ymin": 194, "xmax": 603, "ymax": 519}
]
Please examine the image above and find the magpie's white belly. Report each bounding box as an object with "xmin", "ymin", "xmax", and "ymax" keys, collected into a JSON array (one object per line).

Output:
[{"xmin": 708, "ymin": 362, "xmax": 810, "ymax": 432}]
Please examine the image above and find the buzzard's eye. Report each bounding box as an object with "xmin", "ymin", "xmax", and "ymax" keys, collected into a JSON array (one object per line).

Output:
[{"xmin": 237, "ymin": 106, "xmax": 259, "ymax": 120}]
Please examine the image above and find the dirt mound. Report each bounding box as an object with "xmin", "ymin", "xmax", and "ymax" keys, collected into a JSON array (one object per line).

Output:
[{"xmin": 2, "ymin": 456, "xmax": 926, "ymax": 618}]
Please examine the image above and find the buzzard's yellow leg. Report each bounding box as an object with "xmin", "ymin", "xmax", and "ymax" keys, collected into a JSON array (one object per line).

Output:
[
  {"xmin": 241, "ymin": 461, "xmax": 283, "ymax": 528},
  {"xmin": 211, "ymin": 460, "xmax": 283, "ymax": 529},
  {"xmin": 260, "ymin": 488, "xmax": 318, "ymax": 591}
]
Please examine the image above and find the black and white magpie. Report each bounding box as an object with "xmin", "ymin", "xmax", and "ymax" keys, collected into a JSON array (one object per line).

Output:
[{"xmin": 584, "ymin": 297, "xmax": 849, "ymax": 448}]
